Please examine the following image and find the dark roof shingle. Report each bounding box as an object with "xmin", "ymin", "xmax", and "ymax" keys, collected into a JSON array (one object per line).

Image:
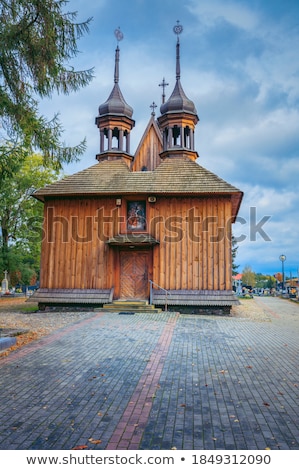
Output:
[
  {"xmin": 34, "ymin": 157, "xmax": 241, "ymax": 197},
  {"xmin": 33, "ymin": 157, "xmax": 243, "ymax": 218}
]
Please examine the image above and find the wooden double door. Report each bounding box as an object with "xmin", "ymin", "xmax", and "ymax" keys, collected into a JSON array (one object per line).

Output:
[{"xmin": 119, "ymin": 250, "xmax": 150, "ymax": 300}]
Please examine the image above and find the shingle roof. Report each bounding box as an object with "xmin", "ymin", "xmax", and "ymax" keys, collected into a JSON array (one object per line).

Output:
[{"xmin": 33, "ymin": 157, "xmax": 243, "ymax": 217}]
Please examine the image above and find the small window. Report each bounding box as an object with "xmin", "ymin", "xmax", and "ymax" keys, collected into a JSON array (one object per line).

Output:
[{"xmin": 127, "ymin": 201, "xmax": 146, "ymax": 231}]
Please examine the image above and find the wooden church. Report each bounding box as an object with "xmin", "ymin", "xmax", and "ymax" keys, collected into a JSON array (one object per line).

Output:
[{"xmin": 30, "ymin": 26, "xmax": 243, "ymax": 313}]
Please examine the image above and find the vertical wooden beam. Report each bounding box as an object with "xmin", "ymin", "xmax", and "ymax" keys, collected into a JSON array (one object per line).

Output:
[
  {"xmin": 175, "ymin": 197, "xmax": 182, "ymax": 290},
  {"xmin": 181, "ymin": 198, "xmax": 188, "ymax": 289},
  {"xmin": 218, "ymin": 198, "xmax": 225, "ymax": 290},
  {"xmin": 213, "ymin": 198, "xmax": 219, "ymax": 291},
  {"xmin": 207, "ymin": 198, "xmax": 214, "ymax": 290},
  {"xmin": 165, "ymin": 197, "xmax": 172, "ymax": 290},
  {"xmin": 189, "ymin": 198, "xmax": 194, "ymax": 289},
  {"xmin": 74, "ymin": 199, "xmax": 83, "ymax": 289},
  {"xmin": 158, "ymin": 198, "xmax": 166, "ymax": 289},
  {"xmin": 224, "ymin": 199, "xmax": 232, "ymax": 290},
  {"xmin": 202, "ymin": 197, "xmax": 208, "ymax": 289}
]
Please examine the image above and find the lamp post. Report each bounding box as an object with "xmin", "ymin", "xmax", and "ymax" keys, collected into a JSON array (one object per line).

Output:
[{"xmin": 279, "ymin": 255, "xmax": 286, "ymax": 293}]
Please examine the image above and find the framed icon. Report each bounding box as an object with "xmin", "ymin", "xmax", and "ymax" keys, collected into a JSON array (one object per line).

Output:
[{"xmin": 127, "ymin": 201, "xmax": 146, "ymax": 231}]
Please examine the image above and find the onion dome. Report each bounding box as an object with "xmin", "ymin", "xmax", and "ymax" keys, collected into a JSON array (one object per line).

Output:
[
  {"xmin": 160, "ymin": 79, "xmax": 197, "ymax": 115},
  {"xmin": 99, "ymin": 82, "xmax": 133, "ymax": 118}
]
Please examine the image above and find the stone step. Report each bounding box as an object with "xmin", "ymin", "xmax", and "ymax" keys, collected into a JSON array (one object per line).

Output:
[
  {"xmin": 104, "ymin": 305, "xmax": 156, "ymax": 310},
  {"xmin": 111, "ymin": 300, "xmax": 149, "ymax": 306},
  {"xmin": 95, "ymin": 300, "xmax": 162, "ymax": 314}
]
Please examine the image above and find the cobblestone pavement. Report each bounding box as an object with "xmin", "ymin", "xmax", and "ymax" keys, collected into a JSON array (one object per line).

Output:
[{"xmin": 0, "ymin": 297, "xmax": 298, "ymax": 450}]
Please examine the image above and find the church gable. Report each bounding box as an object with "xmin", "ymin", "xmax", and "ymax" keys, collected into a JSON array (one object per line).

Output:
[{"xmin": 131, "ymin": 116, "xmax": 163, "ymax": 172}]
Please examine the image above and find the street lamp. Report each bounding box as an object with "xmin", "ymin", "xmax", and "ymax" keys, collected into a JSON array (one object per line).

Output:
[{"xmin": 279, "ymin": 254, "xmax": 286, "ymax": 293}]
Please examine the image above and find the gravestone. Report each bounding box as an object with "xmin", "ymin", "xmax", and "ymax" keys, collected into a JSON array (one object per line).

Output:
[{"xmin": 1, "ymin": 270, "xmax": 8, "ymax": 293}]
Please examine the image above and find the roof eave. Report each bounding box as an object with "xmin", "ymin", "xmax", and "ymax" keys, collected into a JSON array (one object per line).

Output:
[
  {"xmin": 231, "ymin": 191, "xmax": 244, "ymax": 222},
  {"xmin": 33, "ymin": 190, "xmax": 243, "ymax": 203}
]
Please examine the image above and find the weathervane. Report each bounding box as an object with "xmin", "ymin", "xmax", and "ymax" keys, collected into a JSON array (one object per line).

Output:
[
  {"xmin": 173, "ymin": 20, "xmax": 183, "ymax": 39},
  {"xmin": 114, "ymin": 27, "xmax": 124, "ymax": 43},
  {"xmin": 113, "ymin": 28, "xmax": 123, "ymax": 84},
  {"xmin": 173, "ymin": 21, "xmax": 183, "ymax": 80}
]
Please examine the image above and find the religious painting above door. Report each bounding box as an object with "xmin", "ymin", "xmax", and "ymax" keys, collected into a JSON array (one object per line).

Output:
[{"xmin": 127, "ymin": 201, "xmax": 146, "ymax": 231}]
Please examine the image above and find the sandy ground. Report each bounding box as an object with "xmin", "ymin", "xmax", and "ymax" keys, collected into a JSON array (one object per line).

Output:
[
  {"xmin": 0, "ymin": 296, "xmax": 268, "ymax": 358},
  {"xmin": 0, "ymin": 297, "xmax": 93, "ymax": 357}
]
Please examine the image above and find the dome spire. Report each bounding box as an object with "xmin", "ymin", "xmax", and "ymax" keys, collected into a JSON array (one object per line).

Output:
[
  {"xmin": 114, "ymin": 46, "xmax": 120, "ymax": 84},
  {"xmin": 174, "ymin": 20, "xmax": 183, "ymax": 80}
]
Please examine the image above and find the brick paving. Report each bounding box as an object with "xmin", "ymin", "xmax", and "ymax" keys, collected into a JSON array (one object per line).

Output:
[{"xmin": 0, "ymin": 298, "xmax": 298, "ymax": 450}]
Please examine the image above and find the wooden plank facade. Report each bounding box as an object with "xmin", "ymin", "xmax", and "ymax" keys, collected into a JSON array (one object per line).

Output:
[
  {"xmin": 30, "ymin": 35, "xmax": 243, "ymax": 312},
  {"xmin": 39, "ymin": 194, "xmax": 233, "ymax": 293}
]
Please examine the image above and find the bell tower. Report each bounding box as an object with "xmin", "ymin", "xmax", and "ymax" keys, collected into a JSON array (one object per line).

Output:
[
  {"xmin": 95, "ymin": 28, "xmax": 135, "ymax": 166},
  {"xmin": 158, "ymin": 22, "xmax": 199, "ymax": 161}
]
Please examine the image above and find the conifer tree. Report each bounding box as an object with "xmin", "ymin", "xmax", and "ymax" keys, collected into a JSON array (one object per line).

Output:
[
  {"xmin": 232, "ymin": 235, "xmax": 239, "ymax": 276},
  {"xmin": 0, "ymin": 0, "xmax": 94, "ymax": 167}
]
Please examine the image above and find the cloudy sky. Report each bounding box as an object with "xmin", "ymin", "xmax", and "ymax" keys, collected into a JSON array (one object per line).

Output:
[{"xmin": 41, "ymin": 0, "xmax": 299, "ymax": 277}]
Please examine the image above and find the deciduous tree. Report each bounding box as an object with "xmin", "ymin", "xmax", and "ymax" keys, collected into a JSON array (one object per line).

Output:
[
  {"xmin": 0, "ymin": 153, "xmax": 61, "ymax": 284},
  {"xmin": 242, "ymin": 265, "xmax": 256, "ymax": 288}
]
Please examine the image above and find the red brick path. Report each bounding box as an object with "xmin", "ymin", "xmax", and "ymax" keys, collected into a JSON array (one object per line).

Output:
[{"xmin": 106, "ymin": 313, "xmax": 179, "ymax": 450}]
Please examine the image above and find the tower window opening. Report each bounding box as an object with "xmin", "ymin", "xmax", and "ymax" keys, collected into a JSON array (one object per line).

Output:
[
  {"xmin": 163, "ymin": 127, "xmax": 169, "ymax": 151},
  {"xmin": 184, "ymin": 126, "xmax": 190, "ymax": 148},
  {"xmin": 173, "ymin": 125, "xmax": 180, "ymax": 146},
  {"xmin": 112, "ymin": 127, "xmax": 119, "ymax": 149}
]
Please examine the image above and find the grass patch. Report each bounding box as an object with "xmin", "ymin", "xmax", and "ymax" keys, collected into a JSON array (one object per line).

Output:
[{"xmin": 20, "ymin": 305, "xmax": 39, "ymax": 313}]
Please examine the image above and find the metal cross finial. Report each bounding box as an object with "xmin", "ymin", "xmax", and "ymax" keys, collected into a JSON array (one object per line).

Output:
[
  {"xmin": 150, "ymin": 101, "xmax": 157, "ymax": 116},
  {"xmin": 159, "ymin": 77, "xmax": 169, "ymax": 104},
  {"xmin": 114, "ymin": 27, "xmax": 124, "ymax": 43}
]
